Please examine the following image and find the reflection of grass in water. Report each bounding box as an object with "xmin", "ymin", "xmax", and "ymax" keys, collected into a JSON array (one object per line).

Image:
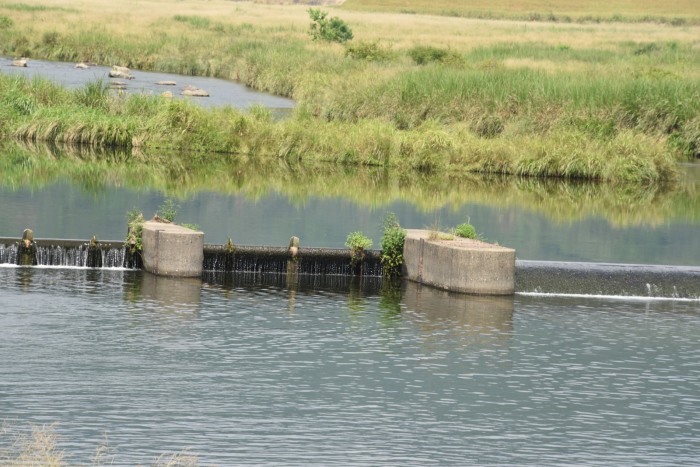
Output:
[
  {"xmin": 0, "ymin": 422, "xmax": 199, "ymax": 466},
  {"xmin": 1, "ymin": 141, "xmax": 697, "ymax": 227}
]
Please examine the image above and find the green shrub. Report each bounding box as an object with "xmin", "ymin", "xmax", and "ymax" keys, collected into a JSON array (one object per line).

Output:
[
  {"xmin": 126, "ymin": 208, "xmax": 144, "ymax": 252},
  {"xmin": 455, "ymin": 222, "xmax": 477, "ymax": 239},
  {"xmin": 345, "ymin": 231, "xmax": 372, "ymax": 251},
  {"xmin": 308, "ymin": 8, "xmax": 353, "ymax": 44},
  {"xmin": 380, "ymin": 213, "xmax": 406, "ymax": 278},
  {"xmin": 408, "ymin": 46, "xmax": 464, "ymax": 66},
  {"xmin": 345, "ymin": 40, "xmax": 392, "ymax": 61},
  {"xmin": 346, "ymin": 230, "xmax": 372, "ymax": 267},
  {"xmin": 157, "ymin": 198, "xmax": 179, "ymax": 222}
]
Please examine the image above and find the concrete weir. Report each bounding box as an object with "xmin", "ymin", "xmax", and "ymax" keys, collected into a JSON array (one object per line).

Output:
[
  {"xmin": 403, "ymin": 229, "xmax": 516, "ymax": 296},
  {"xmin": 142, "ymin": 221, "xmax": 204, "ymax": 277}
]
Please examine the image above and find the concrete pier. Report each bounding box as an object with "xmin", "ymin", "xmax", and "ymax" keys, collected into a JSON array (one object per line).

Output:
[
  {"xmin": 142, "ymin": 221, "xmax": 203, "ymax": 277},
  {"xmin": 403, "ymin": 229, "xmax": 515, "ymax": 296}
]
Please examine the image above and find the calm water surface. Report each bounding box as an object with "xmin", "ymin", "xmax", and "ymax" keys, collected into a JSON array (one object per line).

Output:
[
  {"xmin": 2, "ymin": 55, "xmax": 699, "ymax": 465},
  {"xmin": 1, "ymin": 267, "xmax": 699, "ymax": 465},
  {"xmin": 0, "ymin": 57, "xmax": 295, "ymax": 111}
]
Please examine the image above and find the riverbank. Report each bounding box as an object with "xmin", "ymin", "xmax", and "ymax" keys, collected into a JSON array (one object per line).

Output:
[{"xmin": 0, "ymin": 0, "xmax": 698, "ymax": 182}]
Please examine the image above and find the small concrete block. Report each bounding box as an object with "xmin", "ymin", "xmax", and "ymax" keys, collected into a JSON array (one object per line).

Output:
[
  {"xmin": 403, "ymin": 229, "xmax": 515, "ymax": 295},
  {"xmin": 142, "ymin": 221, "xmax": 204, "ymax": 277}
]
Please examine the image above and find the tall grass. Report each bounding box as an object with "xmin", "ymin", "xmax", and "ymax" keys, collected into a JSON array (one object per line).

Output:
[{"xmin": 0, "ymin": 0, "xmax": 698, "ymax": 181}]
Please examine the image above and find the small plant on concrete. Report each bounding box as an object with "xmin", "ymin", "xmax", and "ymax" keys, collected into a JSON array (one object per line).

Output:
[
  {"xmin": 345, "ymin": 231, "xmax": 372, "ymax": 266},
  {"xmin": 455, "ymin": 221, "xmax": 478, "ymax": 239},
  {"xmin": 181, "ymin": 223, "xmax": 200, "ymax": 231},
  {"xmin": 157, "ymin": 198, "xmax": 179, "ymax": 222},
  {"xmin": 125, "ymin": 207, "xmax": 144, "ymax": 252},
  {"xmin": 308, "ymin": 8, "xmax": 353, "ymax": 43},
  {"xmin": 380, "ymin": 213, "xmax": 406, "ymax": 278}
]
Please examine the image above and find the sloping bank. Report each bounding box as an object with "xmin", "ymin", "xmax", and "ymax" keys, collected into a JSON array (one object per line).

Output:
[{"xmin": 0, "ymin": 73, "xmax": 680, "ymax": 183}]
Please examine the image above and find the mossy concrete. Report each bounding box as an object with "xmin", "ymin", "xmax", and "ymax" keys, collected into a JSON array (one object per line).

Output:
[
  {"xmin": 142, "ymin": 221, "xmax": 204, "ymax": 277},
  {"xmin": 403, "ymin": 229, "xmax": 515, "ymax": 295}
]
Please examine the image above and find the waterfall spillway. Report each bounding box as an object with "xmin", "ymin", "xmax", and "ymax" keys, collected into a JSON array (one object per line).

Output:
[
  {"xmin": 202, "ymin": 245, "xmax": 384, "ymax": 277},
  {"xmin": 516, "ymin": 260, "xmax": 700, "ymax": 299},
  {"xmin": 0, "ymin": 239, "xmax": 139, "ymax": 269}
]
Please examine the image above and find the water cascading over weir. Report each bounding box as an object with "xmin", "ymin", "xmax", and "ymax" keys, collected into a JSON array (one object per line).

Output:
[
  {"xmin": 0, "ymin": 234, "xmax": 383, "ymax": 276},
  {"xmin": 0, "ymin": 237, "xmax": 140, "ymax": 269},
  {"xmin": 1, "ymin": 230, "xmax": 698, "ymax": 299}
]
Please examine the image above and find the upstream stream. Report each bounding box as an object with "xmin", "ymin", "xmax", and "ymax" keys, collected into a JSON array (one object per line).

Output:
[{"xmin": 1, "ymin": 59, "xmax": 699, "ymax": 465}]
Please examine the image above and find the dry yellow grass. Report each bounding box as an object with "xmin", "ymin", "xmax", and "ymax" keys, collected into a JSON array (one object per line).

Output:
[
  {"xmin": 8, "ymin": 0, "xmax": 698, "ymax": 53},
  {"xmin": 342, "ymin": 0, "xmax": 700, "ymax": 20}
]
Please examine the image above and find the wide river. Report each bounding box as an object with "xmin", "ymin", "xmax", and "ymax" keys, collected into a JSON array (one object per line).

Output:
[
  {"xmin": 1, "ymin": 268, "xmax": 699, "ymax": 465},
  {"xmin": 1, "ymin": 60, "xmax": 699, "ymax": 465}
]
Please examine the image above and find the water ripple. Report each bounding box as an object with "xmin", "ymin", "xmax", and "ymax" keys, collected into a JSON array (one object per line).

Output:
[{"xmin": 0, "ymin": 269, "xmax": 699, "ymax": 465}]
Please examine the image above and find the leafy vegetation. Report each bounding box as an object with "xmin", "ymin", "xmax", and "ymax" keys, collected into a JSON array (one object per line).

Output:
[
  {"xmin": 308, "ymin": 8, "xmax": 353, "ymax": 43},
  {"xmin": 408, "ymin": 46, "xmax": 464, "ymax": 66},
  {"xmin": 157, "ymin": 198, "xmax": 179, "ymax": 222},
  {"xmin": 345, "ymin": 40, "xmax": 392, "ymax": 61},
  {"xmin": 455, "ymin": 222, "xmax": 477, "ymax": 239},
  {"xmin": 345, "ymin": 231, "xmax": 373, "ymax": 251},
  {"xmin": 126, "ymin": 207, "xmax": 144, "ymax": 253},
  {"xmin": 380, "ymin": 213, "xmax": 406, "ymax": 278}
]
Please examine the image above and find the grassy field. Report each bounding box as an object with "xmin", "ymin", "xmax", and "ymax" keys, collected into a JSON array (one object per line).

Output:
[
  {"xmin": 341, "ymin": 0, "xmax": 700, "ymax": 24},
  {"xmin": 0, "ymin": 0, "xmax": 698, "ymax": 183}
]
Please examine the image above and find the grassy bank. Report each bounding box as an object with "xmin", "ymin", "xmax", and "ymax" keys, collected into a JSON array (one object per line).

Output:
[{"xmin": 0, "ymin": 0, "xmax": 699, "ymax": 183}]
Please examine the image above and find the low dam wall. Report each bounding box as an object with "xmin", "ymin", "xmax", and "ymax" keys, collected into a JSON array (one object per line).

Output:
[
  {"xmin": 516, "ymin": 260, "xmax": 700, "ymax": 299},
  {"xmin": 403, "ymin": 229, "xmax": 516, "ymax": 296},
  {"xmin": 1, "ymin": 236, "xmax": 698, "ymax": 299}
]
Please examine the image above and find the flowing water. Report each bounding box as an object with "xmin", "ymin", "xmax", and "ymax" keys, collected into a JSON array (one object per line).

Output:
[
  {"xmin": 1, "ymin": 267, "xmax": 699, "ymax": 465},
  {"xmin": 0, "ymin": 62, "xmax": 699, "ymax": 464},
  {"xmin": 1, "ymin": 57, "xmax": 295, "ymax": 111}
]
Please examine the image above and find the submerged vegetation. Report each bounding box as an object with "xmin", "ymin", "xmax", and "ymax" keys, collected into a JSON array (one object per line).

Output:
[
  {"xmin": 0, "ymin": 422, "xmax": 199, "ymax": 466},
  {"xmin": 0, "ymin": 0, "xmax": 698, "ymax": 183}
]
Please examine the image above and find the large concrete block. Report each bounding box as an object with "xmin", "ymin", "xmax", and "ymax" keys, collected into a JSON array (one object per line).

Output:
[
  {"xmin": 142, "ymin": 221, "xmax": 204, "ymax": 277},
  {"xmin": 403, "ymin": 229, "xmax": 515, "ymax": 295}
]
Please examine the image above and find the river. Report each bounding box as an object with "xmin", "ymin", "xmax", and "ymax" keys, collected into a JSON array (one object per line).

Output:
[
  {"xmin": 1, "ymin": 268, "xmax": 699, "ymax": 465},
  {"xmin": 0, "ymin": 60, "xmax": 699, "ymax": 465}
]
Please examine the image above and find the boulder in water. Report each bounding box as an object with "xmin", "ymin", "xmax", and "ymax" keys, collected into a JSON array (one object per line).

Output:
[
  {"xmin": 108, "ymin": 65, "xmax": 134, "ymax": 80},
  {"xmin": 11, "ymin": 58, "xmax": 28, "ymax": 67},
  {"xmin": 181, "ymin": 85, "xmax": 209, "ymax": 97},
  {"xmin": 74, "ymin": 62, "xmax": 90, "ymax": 69}
]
